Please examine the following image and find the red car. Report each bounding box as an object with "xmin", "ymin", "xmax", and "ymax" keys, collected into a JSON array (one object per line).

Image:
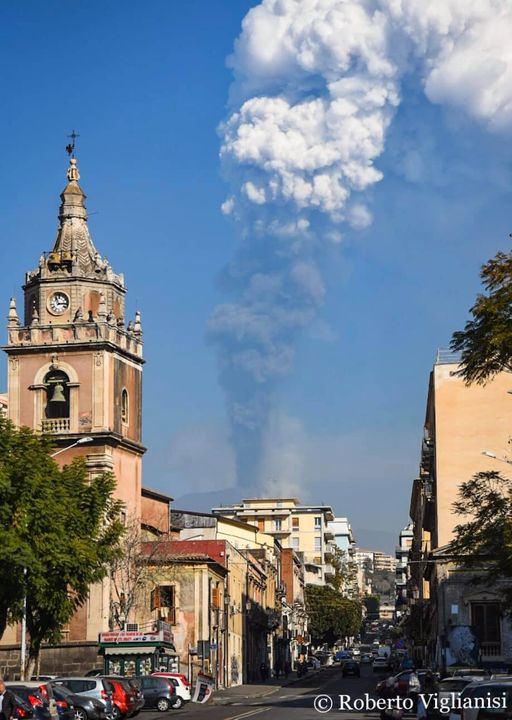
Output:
[{"xmin": 103, "ymin": 679, "xmax": 141, "ymax": 719}]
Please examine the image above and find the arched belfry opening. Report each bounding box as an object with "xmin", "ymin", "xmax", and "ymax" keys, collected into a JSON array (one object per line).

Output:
[{"xmin": 44, "ymin": 369, "xmax": 70, "ymax": 419}]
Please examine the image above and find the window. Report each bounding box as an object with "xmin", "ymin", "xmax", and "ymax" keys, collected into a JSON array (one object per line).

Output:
[
  {"xmin": 314, "ymin": 536, "xmax": 322, "ymax": 551},
  {"xmin": 274, "ymin": 519, "xmax": 282, "ymax": 531},
  {"xmin": 314, "ymin": 517, "xmax": 322, "ymax": 529},
  {"xmin": 151, "ymin": 585, "xmax": 175, "ymax": 611},
  {"xmin": 472, "ymin": 602, "xmax": 501, "ymax": 649},
  {"xmin": 121, "ymin": 389, "xmax": 129, "ymax": 424},
  {"xmin": 292, "ymin": 517, "xmax": 299, "ymax": 530},
  {"xmin": 292, "ymin": 537, "xmax": 300, "ymax": 550},
  {"xmin": 44, "ymin": 370, "xmax": 70, "ymax": 419},
  {"xmin": 257, "ymin": 519, "xmax": 265, "ymax": 531}
]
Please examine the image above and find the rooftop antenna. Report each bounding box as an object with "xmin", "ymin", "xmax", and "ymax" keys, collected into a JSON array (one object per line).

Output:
[{"xmin": 65, "ymin": 129, "xmax": 80, "ymax": 157}]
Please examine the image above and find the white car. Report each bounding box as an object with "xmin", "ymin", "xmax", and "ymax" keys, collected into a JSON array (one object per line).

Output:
[
  {"xmin": 151, "ymin": 673, "xmax": 191, "ymax": 709},
  {"xmin": 372, "ymin": 656, "xmax": 390, "ymax": 672}
]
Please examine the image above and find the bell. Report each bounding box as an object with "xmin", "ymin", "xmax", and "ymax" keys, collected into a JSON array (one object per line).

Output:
[{"xmin": 50, "ymin": 382, "xmax": 66, "ymax": 402}]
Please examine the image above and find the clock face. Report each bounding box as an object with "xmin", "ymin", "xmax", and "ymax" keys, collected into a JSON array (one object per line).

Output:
[{"xmin": 48, "ymin": 291, "xmax": 70, "ymax": 315}]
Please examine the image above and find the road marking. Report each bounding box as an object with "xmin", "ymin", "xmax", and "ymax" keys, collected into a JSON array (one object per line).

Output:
[{"xmin": 224, "ymin": 706, "xmax": 271, "ymax": 720}]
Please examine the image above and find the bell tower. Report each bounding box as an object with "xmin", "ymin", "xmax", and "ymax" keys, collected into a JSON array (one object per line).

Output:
[{"xmin": 4, "ymin": 152, "xmax": 145, "ymax": 517}]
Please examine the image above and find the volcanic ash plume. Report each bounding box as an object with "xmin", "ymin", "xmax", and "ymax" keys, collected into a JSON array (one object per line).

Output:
[{"xmin": 208, "ymin": 0, "xmax": 512, "ymax": 492}]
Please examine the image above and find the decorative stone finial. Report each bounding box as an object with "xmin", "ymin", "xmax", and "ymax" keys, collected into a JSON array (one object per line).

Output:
[
  {"xmin": 67, "ymin": 157, "xmax": 80, "ymax": 182},
  {"xmin": 31, "ymin": 302, "xmax": 39, "ymax": 325},
  {"xmin": 7, "ymin": 297, "xmax": 19, "ymax": 326},
  {"xmin": 98, "ymin": 292, "xmax": 108, "ymax": 320},
  {"xmin": 133, "ymin": 311, "xmax": 142, "ymax": 336}
]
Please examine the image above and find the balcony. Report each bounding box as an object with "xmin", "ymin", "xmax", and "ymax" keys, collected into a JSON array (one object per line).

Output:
[
  {"xmin": 324, "ymin": 528, "xmax": 334, "ymax": 540},
  {"xmin": 481, "ymin": 642, "xmax": 501, "ymax": 657},
  {"xmin": 42, "ymin": 418, "xmax": 70, "ymax": 433}
]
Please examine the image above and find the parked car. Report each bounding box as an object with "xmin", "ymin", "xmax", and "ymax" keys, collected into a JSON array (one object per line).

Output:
[
  {"xmin": 436, "ymin": 677, "xmax": 475, "ymax": 713},
  {"xmin": 52, "ymin": 679, "xmax": 113, "ymax": 718},
  {"xmin": 101, "ymin": 678, "xmax": 142, "ymax": 719},
  {"xmin": 307, "ymin": 657, "xmax": 321, "ymax": 670},
  {"xmin": 449, "ymin": 679, "xmax": 512, "ymax": 720},
  {"xmin": 151, "ymin": 674, "xmax": 191, "ymax": 709},
  {"xmin": 134, "ymin": 677, "xmax": 176, "ymax": 712},
  {"xmin": 5, "ymin": 684, "xmax": 55, "ymax": 720},
  {"xmin": 52, "ymin": 684, "xmax": 108, "ymax": 720},
  {"xmin": 342, "ymin": 661, "xmax": 360, "ymax": 678},
  {"xmin": 373, "ymin": 656, "xmax": 390, "ymax": 672},
  {"xmin": 360, "ymin": 654, "xmax": 372, "ymax": 664},
  {"xmin": 11, "ymin": 692, "xmax": 36, "ymax": 720}
]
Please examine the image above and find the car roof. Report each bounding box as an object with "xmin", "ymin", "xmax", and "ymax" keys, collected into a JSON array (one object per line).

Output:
[{"xmin": 6, "ymin": 682, "xmax": 47, "ymax": 688}]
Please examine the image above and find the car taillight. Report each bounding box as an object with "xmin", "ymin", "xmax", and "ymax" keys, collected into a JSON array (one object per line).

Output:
[
  {"xmin": 16, "ymin": 709, "xmax": 28, "ymax": 718},
  {"xmin": 56, "ymin": 701, "xmax": 68, "ymax": 709},
  {"xmin": 39, "ymin": 686, "xmax": 48, "ymax": 699},
  {"xmin": 28, "ymin": 695, "xmax": 43, "ymax": 707}
]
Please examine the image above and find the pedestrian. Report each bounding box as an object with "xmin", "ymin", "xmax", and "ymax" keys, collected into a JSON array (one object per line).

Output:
[
  {"xmin": 417, "ymin": 672, "xmax": 439, "ymax": 720},
  {"xmin": 260, "ymin": 662, "xmax": 268, "ymax": 682},
  {"xmin": 0, "ymin": 677, "xmax": 16, "ymax": 720},
  {"xmin": 274, "ymin": 659, "xmax": 281, "ymax": 679},
  {"xmin": 284, "ymin": 660, "xmax": 291, "ymax": 679}
]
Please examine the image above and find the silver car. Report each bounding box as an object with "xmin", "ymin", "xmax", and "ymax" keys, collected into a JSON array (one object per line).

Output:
[{"xmin": 52, "ymin": 678, "xmax": 113, "ymax": 716}]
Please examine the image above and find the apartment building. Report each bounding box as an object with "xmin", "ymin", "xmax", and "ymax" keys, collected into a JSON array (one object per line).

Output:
[
  {"xmin": 395, "ymin": 523, "xmax": 413, "ymax": 606},
  {"xmin": 409, "ymin": 350, "xmax": 512, "ymax": 670},
  {"xmin": 374, "ymin": 551, "xmax": 397, "ymax": 572},
  {"xmin": 328, "ymin": 517, "xmax": 358, "ymax": 596},
  {"xmin": 212, "ymin": 498, "xmax": 336, "ymax": 586}
]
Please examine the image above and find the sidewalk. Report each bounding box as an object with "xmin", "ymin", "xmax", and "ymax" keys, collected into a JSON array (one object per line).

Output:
[{"xmin": 210, "ymin": 667, "xmax": 327, "ymax": 705}]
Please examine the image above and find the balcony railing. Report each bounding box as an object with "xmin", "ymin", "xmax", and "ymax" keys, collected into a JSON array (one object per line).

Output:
[
  {"xmin": 42, "ymin": 418, "xmax": 70, "ymax": 433},
  {"xmin": 481, "ymin": 642, "xmax": 501, "ymax": 657}
]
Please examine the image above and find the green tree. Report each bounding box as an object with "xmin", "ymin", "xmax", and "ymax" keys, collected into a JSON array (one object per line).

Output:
[
  {"xmin": 363, "ymin": 594, "xmax": 380, "ymax": 617},
  {"xmin": 305, "ymin": 584, "xmax": 362, "ymax": 644},
  {"xmin": 450, "ymin": 470, "xmax": 512, "ymax": 612},
  {"xmin": 0, "ymin": 418, "xmax": 124, "ymax": 677},
  {"xmin": 451, "ymin": 250, "xmax": 512, "ymax": 383}
]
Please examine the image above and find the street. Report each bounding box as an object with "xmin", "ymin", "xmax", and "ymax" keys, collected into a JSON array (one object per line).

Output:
[{"xmin": 142, "ymin": 665, "xmax": 383, "ymax": 720}]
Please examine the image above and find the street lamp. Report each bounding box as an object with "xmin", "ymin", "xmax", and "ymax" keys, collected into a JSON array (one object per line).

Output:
[
  {"xmin": 481, "ymin": 450, "xmax": 512, "ymax": 465},
  {"xmin": 21, "ymin": 436, "xmax": 94, "ymax": 679},
  {"xmin": 51, "ymin": 436, "xmax": 93, "ymax": 457}
]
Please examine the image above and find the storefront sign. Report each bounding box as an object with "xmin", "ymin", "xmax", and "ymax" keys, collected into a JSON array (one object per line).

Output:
[{"xmin": 99, "ymin": 629, "xmax": 173, "ymax": 644}]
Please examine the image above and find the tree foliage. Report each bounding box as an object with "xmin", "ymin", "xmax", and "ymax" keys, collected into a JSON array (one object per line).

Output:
[
  {"xmin": 305, "ymin": 584, "xmax": 362, "ymax": 644},
  {"xmin": 363, "ymin": 594, "xmax": 380, "ymax": 616},
  {"xmin": 451, "ymin": 251, "xmax": 512, "ymax": 384},
  {"xmin": 451, "ymin": 470, "xmax": 512, "ymax": 612},
  {"xmin": 0, "ymin": 418, "xmax": 125, "ymax": 676}
]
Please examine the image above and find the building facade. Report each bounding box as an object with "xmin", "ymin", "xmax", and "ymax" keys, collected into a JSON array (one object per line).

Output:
[
  {"xmin": 408, "ymin": 350, "xmax": 512, "ymax": 669},
  {"xmin": 212, "ymin": 498, "xmax": 336, "ymax": 586}
]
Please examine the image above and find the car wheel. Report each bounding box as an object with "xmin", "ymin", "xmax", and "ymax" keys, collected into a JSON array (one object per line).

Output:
[
  {"xmin": 171, "ymin": 697, "xmax": 183, "ymax": 710},
  {"xmin": 75, "ymin": 710, "xmax": 88, "ymax": 720},
  {"xmin": 156, "ymin": 699, "xmax": 170, "ymax": 713},
  {"xmin": 111, "ymin": 707, "xmax": 122, "ymax": 720}
]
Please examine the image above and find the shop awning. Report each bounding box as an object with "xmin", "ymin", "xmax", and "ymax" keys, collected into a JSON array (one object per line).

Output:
[{"xmin": 103, "ymin": 646, "xmax": 158, "ymax": 656}]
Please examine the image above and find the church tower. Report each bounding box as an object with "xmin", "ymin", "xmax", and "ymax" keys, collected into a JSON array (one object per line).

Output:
[{"xmin": 4, "ymin": 152, "xmax": 144, "ymax": 518}]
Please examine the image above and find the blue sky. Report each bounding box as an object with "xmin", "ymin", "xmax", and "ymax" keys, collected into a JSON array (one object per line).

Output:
[{"xmin": 1, "ymin": 1, "xmax": 511, "ymax": 552}]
